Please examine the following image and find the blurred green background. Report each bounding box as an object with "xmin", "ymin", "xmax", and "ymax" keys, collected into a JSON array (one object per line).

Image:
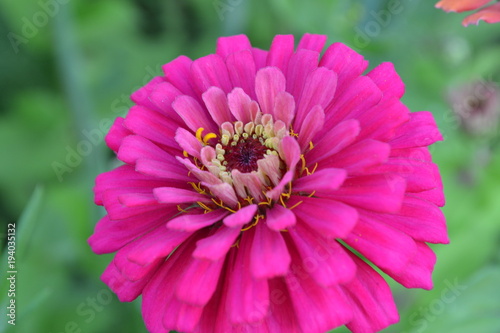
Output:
[{"xmin": 1, "ymin": 0, "xmax": 500, "ymax": 332}]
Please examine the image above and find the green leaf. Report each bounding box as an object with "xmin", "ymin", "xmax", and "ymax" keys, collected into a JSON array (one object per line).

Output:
[{"xmin": 0, "ymin": 186, "xmax": 44, "ymax": 333}]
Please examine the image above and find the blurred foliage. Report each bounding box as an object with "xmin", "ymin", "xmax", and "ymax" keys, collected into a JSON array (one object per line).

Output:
[{"xmin": 1, "ymin": 0, "xmax": 499, "ymax": 332}]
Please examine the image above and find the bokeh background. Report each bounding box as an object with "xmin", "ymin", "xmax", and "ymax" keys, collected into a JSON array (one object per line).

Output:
[{"xmin": 1, "ymin": 0, "xmax": 500, "ymax": 332}]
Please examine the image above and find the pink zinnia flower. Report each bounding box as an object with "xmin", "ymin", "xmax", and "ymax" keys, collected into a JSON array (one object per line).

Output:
[
  {"xmin": 89, "ymin": 34, "xmax": 448, "ymax": 333},
  {"xmin": 435, "ymin": 0, "xmax": 500, "ymax": 26}
]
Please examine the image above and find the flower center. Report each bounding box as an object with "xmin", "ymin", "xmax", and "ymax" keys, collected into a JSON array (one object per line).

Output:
[
  {"xmin": 222, "ymin": 136, "xmax": 268, "ymax": 173},
  {"xmin": 203, "ymin": 115, "xmax": 287, "ymax": 191}
]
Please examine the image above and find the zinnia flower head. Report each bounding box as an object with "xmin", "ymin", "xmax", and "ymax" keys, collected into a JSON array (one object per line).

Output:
[
  {"xmin": 435, "ymin": 0, "xmax": 500, "ymax": 26},
  {"xmin": 89, "ymin": 34, "xmax": 448, "ymax": 333}
]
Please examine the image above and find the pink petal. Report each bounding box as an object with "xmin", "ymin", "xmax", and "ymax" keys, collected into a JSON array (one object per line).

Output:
[
  {"xmin": 94, "ymin": 164, "xmax": 175, "ymax": 205},
  {"xmin": 324, "ymin": 139, "xmax": 391, "ymax": 175},
  {"xmin": 293, "ymin": 168, "xmax": 347, "ymax": 194},
  {"xmin": 319, "ymin": 42, "xmax": 369, "ymax": 97},
  {"xmin": 193, "ymin": 225, "xmax": 241, "ymax": 260},
  {"xmin": 284, "ymin": 260, "xmax": 352, "ymax": 333},
  {"xmin": 329, "ymin": 174, "xmax": 406, "ymax": 213},
  {"xmin": 252, "ymin": 47, "xmax": 268, "ymax": 69},
  {"xmin": 102, "ymin": 257, "xmax": 160, "ymax": 302},
  {"xmin": 135, "ymin": 158, "xmax": 192, "ymax": 182},
  {"xmin": 255, "ymin": 67, "xmax": 286, "ymax": 116},
  {"xmin": 293, "ymin": 196, "xmax": 358, "ymax": 238},
  {"xmin": 175, "ymin": 257, "xmax": 225, "ymax": 306},
  {"xmin": 88, "ymin": 209, "xmax": 174, "ymax": 254},
  {"xmin": 388, "ymin": 241, "xmax": 436, "ymax": 289},
  {"xmin": 345, "ymin": 213, "xmax": 417, "ymax": 274},
  {"xmin": 176, "ymin": 156, "xmax": 221, "ymax": 182},
  {"xmin": 118, "ymin": 192, "xmax": 158, "ymax": 207},
  {"xmin": 265, "ymin": 169, "xmax": 294, "ymax": 201},
  {"xmin": 162, "ymin": 55, "xmax": 198, "ymax": 100},
  {"xmin": 225, "ymin": 231, "xmax": 270, "ymax": 324},
  {"xmin": 154, "ymin": 187, "xmax": 210, "ymax": 204},
  {"xmin": 167, "ymin": 209, "xmax": 229, "ymax": 232},
  {"xmin": 263, "ymin": 278, "xmax": 301, "ymax": 332},
  {"xmin": 142, "ymin": 240, "xmax": 203, "ymax": 333},
  {"xmin": 130, "ymin": 76, "xmax": 165, "ymax": 111},
  {"xmin": 226, "ymin": 50, "xmax": 257, "ymax": 100},
  {"xmin": 202, "ymin": 86, "xmax": 234, "ymax": 126},
  {"xmin": 191, "ymin": 54, "xmax": 232, "ymax": 94},
  {"xmin": 435, "ymin": 0, "xmax": 491, "ymax": 12},
  {"xmin": 306, "ymin": 119, "xmax": 361, "ymax": 164},
  {"xmin": 294, "ymin": 67, "xmax": 337, "ymax": 131},
  {"xmin": 172, "ymin": 95, "xmax": 217, "ymax": 133},
  {"xmin": 227, "ymin": 87, "xmax": 258, "ymax": 123},
  {"xmin": 231, "ymin": 170, "xmax": 265, "ymax": 200},
  {"xmin": 366, "ymin": 157, "xmax": 441, "ymax": 192},
  {"xmin": 367, "ymin": 62, "xmax": 405, "ymax": 100},
  {"xmin": 411, "ymin": 187, "xmax": 445, "ymax": 207},
  {"xmin": 266, "ymin": 34, "xmax": 295, "ymax": 74},
  {"xmin": 297, "ymin": 105, "xmax": 325, "ymax": 151},
  {"xmin": 175, "ymin": 127, "xmax": 203, "ymax": 160},
  {"xmin": 117, "ymin": 135, "xmax": 175, "ymax": 164},
  {"xmin": 368, "ymin": 195, "xmax": 449, "ymax": 244},
  {"xmin": 223, "ymin": 204, "xmax": 257, "ymax": 228},
  {"xmin": 280, "ymin": 135, "xmax": 301, "ymax": 171},
  {"xmin": 286, "ymin": 49, "xmax": 320, "ymax": 102},
  {"xmin": 463, "ymin": 3, "xmax": 500, "ymax": 26},
  {"xmin": 288, "ymin": 224, "xmax": 356, "ymax": 287},
  {"xmin": 354, "ymin": 97, "xmax": 410, "ymax": 142},
  {"xmin": 390, "ymin": 146, "xmax": 433, "ymax": 162},
  {"xmin": 216, "ymin": 34, "xmax": 252, "ymax": 58},
  {"xmin": 123, "ymin": 105, "xmax": 179, "ymax": 150},
  {"xmin": 343, "ymin": 253, "xmax": 399, "ymax": 333},
  {"xmin": 105, "ymin": 117, "xmax": 132, "ymax": 153},
  {"xmin": 297, "ymin": 33, "xmax": 327, "ymax": 52},
  {"xmin": 202, "ymin": 182, "xmax": 239, "ymax": 207},
  {"xmin": 148, "ymin": 82, "xmax": 186, "ymax": 123},
  {"xmin": 101, "ymin": 189, "xmax": 166, "ymax": 220},
  {"xmin": 273, "ymin": 91, "xmax": 296, "ymax": 128},
  {"xmin": 266, "ymin": 204, "xmax": 296, "ymax": 231},
  {"xmin": 322, "ymin": 76, "xmax": 382, "ymax": 131},
  {"xmin": 250, "ymin": 223, "xmax": 291, "ymax": 278},
  {"xmin": 390, "ymin": 111, "xmax": 443, "ymax": 148},
  {"xmin": 124, "ymin": 226, "xmax": 193, "ymax": 267}
]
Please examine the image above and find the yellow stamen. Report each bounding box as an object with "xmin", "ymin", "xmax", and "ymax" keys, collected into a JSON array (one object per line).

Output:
[
  {"xmin": 299, "ymin": 154, "xmax": 318, "ymax": 175},
  {"xmin": 183, "ymin": 150, "xmax": 189, "ymax": 157},
  {"xmin": 203, "ymin": 132, "xmax": 217, "ymax": 144},
  {"xmin": 279, "ymin": 194, "xmax": 287, "ymax": 208},
  {"xmin": 196, "ymin": 128, "xmax": 205, "ymax": 143},
  {"xmin": 309, "ymin": 141, "xmax": 314, "ymax": 150},
  {"xmin": 244, "ymin": 196, "xmax": 254, "ymax": 205},
  {"xmin": 241, "ymin": 214, "xmax": 264, "ymax": 231},
  {"xmin": 258, "ymin": 196, "xmax": 272, "ymax": 206},
  {"xmin": 197, "ymin": 201, "xmax": 213, "ymax": 213},
  {"xmin": 307, "ymin": 190, "xmax": 316, "ymax": 198},
  {"xmin": 288, "ymin": 200, "xmax": 303, "ymax": 210},
  {"xmin": 211, "ymin": 198, "xmax": 237, "ymax": 213},
  {"xmin": 177, "ymin": 205, "xmax": 188, "ymax": 213},
  {"xmin": 188, "ymin": 182, "xmax": 206, "ymax": 194}
]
